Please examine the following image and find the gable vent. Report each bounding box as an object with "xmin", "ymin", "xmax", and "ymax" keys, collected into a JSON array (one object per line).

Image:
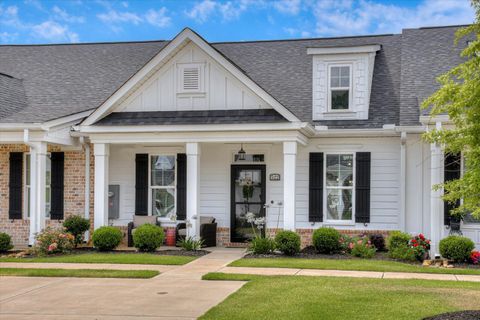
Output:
[{"xmin": 183, "ymin": 67, "xmax": 200, "ymax": 91}]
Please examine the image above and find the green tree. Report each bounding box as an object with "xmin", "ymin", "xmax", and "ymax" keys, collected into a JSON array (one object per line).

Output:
[{"xmin": 421, "ymin": 0, "xmax": 480, "ymax": 219}]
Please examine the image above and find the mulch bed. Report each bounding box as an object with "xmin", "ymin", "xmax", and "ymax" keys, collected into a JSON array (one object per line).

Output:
[
  {"xmin": 244, "ymin": 246, "xmax": 480, "ymax": 269},
  {"xmin": 423, "ymin": 311, "xmax": 480, "ymax": 320}
]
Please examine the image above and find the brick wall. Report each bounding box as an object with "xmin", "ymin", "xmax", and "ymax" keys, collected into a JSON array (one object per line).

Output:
[{"xmin": 0, "ymin": 144, "xmax": 94, "ymax": 247}]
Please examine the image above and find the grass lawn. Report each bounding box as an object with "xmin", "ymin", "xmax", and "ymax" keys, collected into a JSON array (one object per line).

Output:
[
  {"xmin": 0, "ymin": 267, "xmax": 159, "ymax": 278},
  {"xmin": 230, "ymin": 257, "xmax": 480, "ymax": 275},
  {"xmin": 201, "ymin": 273, "xmax": 480, "ymax": 320},
  {"xmin": 0, "ymin": 253, "xmax": 196, "ymax": 265}
]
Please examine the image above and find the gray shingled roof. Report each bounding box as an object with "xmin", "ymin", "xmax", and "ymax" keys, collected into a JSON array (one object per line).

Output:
[
  {"xmin": 95, "ymin": 109, "xmax": 287, "ymax": 125},
  {"xmin": 0, "ymin": 26, "xmax": 469, "ymax": 127},
  {"xmin": 0, "ymin": 73, "xmax": 28, "ymax": 121}
]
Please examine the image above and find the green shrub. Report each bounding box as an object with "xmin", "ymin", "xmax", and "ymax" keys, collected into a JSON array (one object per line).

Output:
[
  {"xmin": 274, "ymin": 230, "xmax": 300, "ymax": 256},
  {"xmin": 0, "ymin": 232, "xmax": 13, "ymax": 252},
  {"xmin": 350, "ymin": 238, "xmax": 376, "ymax": 259},
  {"xmin": 386, "ymin": 231, "xmax": 411, "ymax": 251},
  {"xmin": 249, "ymin": 237, "xmax": 275, "ymax": 254},
  {"xmin": 92, "ymin": 226, "xmax": 123, "ymax": 251},
  {"xmin": 339, "ymin": 234, "xmax": 355, "ymax": 253},
  {"xmin": 312, "ymin": 227, "xmax": 341, "ymax": 254},
  {"xmin": 439, "ymin": 236, "xmax": 475, "ymax": 262},
  {"xmin": 389, "ymin": 243, "xmax": 417, "ymax": 262},
  {"xmin": 34, "ymin": 227, "xmax": 75, "ymax": 255},
  {"xmin": 63, "ymin": 215, "xmax": 90, "ymax": 247},
  {"xmin": 177, "ymin": 237, "xmax": 204, "ymax": 251},
  {"xmin": 133, "ymin": 224, "xmax": 164, "ymax": 252}
]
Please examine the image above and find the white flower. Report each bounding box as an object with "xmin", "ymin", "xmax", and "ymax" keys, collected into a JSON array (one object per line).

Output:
[{"xmin": 246, "ymin": 212, "xmax": 255, "ymax": 223}]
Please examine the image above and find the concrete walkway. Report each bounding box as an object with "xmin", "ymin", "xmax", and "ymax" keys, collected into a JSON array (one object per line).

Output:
[
  {"xmin": 218, "ymin": 266, "xmax": 480, "ymax": 282},
  {"xmin": 0, "ymin": 248, "xmax": 246, "ymax": 320}
]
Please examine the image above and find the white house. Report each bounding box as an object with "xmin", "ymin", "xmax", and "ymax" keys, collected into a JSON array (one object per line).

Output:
[{"xmin": 1, "ymin": 26, "xmax": 478, "ymax": 254}]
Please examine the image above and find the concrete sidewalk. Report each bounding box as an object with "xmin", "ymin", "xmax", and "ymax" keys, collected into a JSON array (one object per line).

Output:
[
  {"xmin": 218, "ymin": 266, "xmax": 480, "ymax": 282},
  {"xmin": 0, "ymin": 248, "xmax": 247, "ymax": 320}
]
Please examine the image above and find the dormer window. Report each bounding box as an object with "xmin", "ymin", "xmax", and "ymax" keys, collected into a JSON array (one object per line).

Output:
[
  {"xmin": 177, "ymin": 63, "xmax": 205, "ymax": 94},
  {"xmin": 308, "ymin": 45, "xmax": 381, "ymax": 121},
  {"xmin": 329, "ymin": 65, "xmax": 351, "ymax": 111}
]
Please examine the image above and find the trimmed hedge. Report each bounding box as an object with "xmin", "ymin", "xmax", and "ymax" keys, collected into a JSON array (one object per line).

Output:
[
  {"xmin": 92, "ymin": 226, "xmax": 123, "ymax": 251},
  {"xmin": 312, "ymin": 227, "xmax": 341, "ymax": 254},
  {"xmin": 0, "ymin": 233, "xmax": 13, "ymax": 252},
  {"xmin": 439, "ymin": 236, "xmax": 475, "ymax": 262},
  {"xmin": 249, "ymin": 237, "xmax": 275, "ymax": 255},
  {"xmin": 133, "ymin": 224, "xmax": 164, "ymax": 252},
  {"xmin": 275, "ymin": 231, "xmax": 300, "ymax": 256},
  {"xmin": 63, "ymin": 215, "xmax": 90, "ymax": 247},
  {"xmin": 387, "ymin": 231, "xmax": 411, "ymax": 251}
]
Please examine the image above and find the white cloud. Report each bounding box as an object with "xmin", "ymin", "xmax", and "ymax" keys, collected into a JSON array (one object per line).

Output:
[
  {"xmin": 185, "ymin": 0, "xmax": 257, "ymax": 23},
  {"xmin": 145, "ymin": 7, "xmax": 171, "ymax": 27},
  {"xmin": 185, "ymin": 0, "xmax": 217, "ymax": 23},
  {"xmin": 0, "ymin": 31, "xmax": 19, "ymax": 43},
  {"xmin": 32, "ymin": 20, "xmax": 79, "ymax": 43},
  {"xmin": 97, "ymin": 10, "xmax": 142, "ymax": 25},
  {"xmin": 0, "ymin": 5, "xmax": 24, "ymax": 28},
  {"xmin": 311, "ymin": 0, "xmax": 475, "ymax": 37},
  {"xmin": 52, "ymin": 6, "xmax": 85, "ymax": 23},
  {"xmin": 274, "ymin": 0, "xmax": 301, "ymax": 15}
]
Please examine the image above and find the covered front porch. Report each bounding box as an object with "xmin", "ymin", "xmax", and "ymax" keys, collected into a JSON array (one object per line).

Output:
[{"xmin": 83, "ymin": 125, "xmax": 310, "ymax": 246}]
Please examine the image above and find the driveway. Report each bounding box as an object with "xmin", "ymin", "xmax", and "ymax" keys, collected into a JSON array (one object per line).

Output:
[{"xmin": 0, "ymin": 248, "xmax": 246, "ymax": 320}]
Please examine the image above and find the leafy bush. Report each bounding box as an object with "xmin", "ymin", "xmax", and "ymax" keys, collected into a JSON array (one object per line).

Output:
[
  {"xmin": 92, "ymin": 226, "xmax": 123, "ymax": 251},
  {"xmin": 339, "ymin": 234, "xmax": 354, "ymax": 254},
  {"xmin": 312, "ymin": 227, "xmax": 341, "ymax": 254},
  {"xmin": 350, "ymin": 238, "xmax": 376, "ymax": 259},
  {"xmin": 369, "ymin": 234, "xmax": 386, "ymax": 252},
  {"xmin": 177, "ymin": 237, "xmax": 204, "ymax": 251},
  {"xmin": 439, "ymin": 236, "xmax": 475, "ymax": 262},
  {"xmin": 63, "ymin": 215, "xmax": 90, "ymax": 247},
  {"xmin": 133, "ymin": 224, "xmax": 164, "ymax": 252},
  {"xmin": 409, "ymin": 234, "xmax": 431, "ymax": 261},
  {"xmin": 386, "ymin": 231, "xmax": 411, "ymax": 251},
  {"xmin": 0, "ymin": 232, "xmax": 13, "ymax": 252},
  {"xmin": 389, "ymin": 243, "xmax": 417, "ymax": 262},
  {"xmin": 34, "ymin": 227, "xmax": 74, "ymax": 255},
  {"xmin": 249, "ymin": 237, "xmax": 275, "ymax": 254},
  {"xmin": 275, "ymin": 230, "xmax": 300, "ymax": 256}
]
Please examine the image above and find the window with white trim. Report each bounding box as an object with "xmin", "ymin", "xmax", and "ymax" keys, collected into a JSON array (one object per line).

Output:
[
  {"xmin": 150, "ymin": 155, "xmax": 176, "ymax": 217},
  {"xmin": 329, "ymin": 65, "xmax": 351, "ymax": 111},
  {"xmin": 24, "ymin": 154, "xmax": 51, "ymax": 218},
  {"xmin": 325, "ymin": 153, "xmax": 354, "ymax": 222}
]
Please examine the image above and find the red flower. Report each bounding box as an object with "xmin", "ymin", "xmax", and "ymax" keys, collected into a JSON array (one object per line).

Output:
[
  {"xmin": 419, "ymin": 233, "xmax": 425, "ymax": 240},
  {"xmin": 413, "ymin": 243, "xmax": 418, "ymax": 247}
]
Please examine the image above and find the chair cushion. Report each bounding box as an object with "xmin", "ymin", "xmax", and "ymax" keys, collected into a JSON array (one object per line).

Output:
[
  {"xmin": 200, "ymin": 216, "xmax": 215, "ymax": 225},
  {"xmin": 133, "ymin": 215, "xmax": 157, "ymax": 228},
  {"xmin": 178, "ymin": 229, "xmax": 187, "ymax": 236}
]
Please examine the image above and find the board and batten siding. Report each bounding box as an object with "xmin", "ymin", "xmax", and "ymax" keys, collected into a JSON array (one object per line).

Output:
[
  {"xmin": 114, "ymin": 42, "xmax": 270, "ymax": 113},
  {"xmin": 295, "ymin": 137, "xmax": 401, "ymax": 230}
]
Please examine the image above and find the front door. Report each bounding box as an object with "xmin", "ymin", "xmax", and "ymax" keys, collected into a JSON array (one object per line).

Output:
[{"xmin": 230, "ymin": 165, "xmax": 266, "ymax": 242}]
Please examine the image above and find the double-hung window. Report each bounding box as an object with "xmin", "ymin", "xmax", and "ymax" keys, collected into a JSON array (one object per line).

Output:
[
  {"xmin": 150, "ymin": 155, "xmax": 176, "ymax": 217},
  {"xmin": 24, "ymin": 154, "xmax": 51, "ymax": 218},
  {"xmin": 329, "ymin": 65, "xmax": 351, "ymax": 111},
  {"xmin": 325, "ymin": 153, "xmax": 354, "ymax": 222}
]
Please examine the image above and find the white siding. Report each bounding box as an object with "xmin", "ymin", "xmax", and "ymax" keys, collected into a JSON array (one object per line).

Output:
[
  {"xmin": 115, "ymin": 42, "xmax": 270, "ymax": 113},
  {"xmin": 295, "ymin": 137, "xmax": 401, "ymax": 230}
]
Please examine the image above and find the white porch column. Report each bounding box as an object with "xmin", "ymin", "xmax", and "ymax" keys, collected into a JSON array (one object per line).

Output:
[
  {"xmin": 94, "ymin": 143, "xmax": 109, "ymax": 230},
  {"xmin": 186, "ymin": 142, "xmax": 201, "ymax": 239},
  {"xmin": 430, "ymin": 141, "xmax": 443, "ymax": 257},
  {"xmin": 28, "ymin": 142, "xmax": 47, "ymax": 245},
  {"xmin": 283, "ymin": 141, "xmax": 297, "ymax": 231}
]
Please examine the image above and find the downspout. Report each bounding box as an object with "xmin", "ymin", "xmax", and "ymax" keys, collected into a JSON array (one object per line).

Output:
[
  {"xmin": 399, "ymin": 132, "xmax": 407, "ymax": 232},
  {"xmin": 80, "ymin": 137, "xmax": 91, "ymax": 242}
]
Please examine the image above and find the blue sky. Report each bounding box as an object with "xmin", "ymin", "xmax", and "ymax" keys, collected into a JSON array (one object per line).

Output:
[{"xmin": 0, "ymin": 0, "xmax": 475, "ymax": 44}]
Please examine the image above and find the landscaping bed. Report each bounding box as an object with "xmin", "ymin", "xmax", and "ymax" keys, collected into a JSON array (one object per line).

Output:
[{"xmin": 423, "ymin": 311, "xmax": 480, "ymax": 320}]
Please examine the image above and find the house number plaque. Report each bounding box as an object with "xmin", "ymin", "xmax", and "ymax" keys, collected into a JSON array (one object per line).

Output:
[{"xmin": 269, "ymin": 173, "xmax": 281, "ymax": 181}]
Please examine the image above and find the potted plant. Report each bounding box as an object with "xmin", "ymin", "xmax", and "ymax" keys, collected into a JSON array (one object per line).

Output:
[{"xmin": 449, "ymin": 210, "xmax": 467, "ymax": 235}]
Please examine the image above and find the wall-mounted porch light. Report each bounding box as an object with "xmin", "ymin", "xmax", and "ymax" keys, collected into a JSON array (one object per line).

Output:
[{"xmin": 237, "ymin": 144, "xmax": 246, "ymax": 161}]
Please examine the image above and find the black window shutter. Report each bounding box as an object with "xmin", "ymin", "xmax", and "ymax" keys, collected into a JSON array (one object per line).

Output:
[
  {"xmin": 444, "ymin": 153, "xmax": 461, "ymax": 225},
  {"xmin": 355, "ymin": 152, "xmax": 371, "ymax": 223},
  {"xmin": 50, "ymin": 152, "xmax": 65, "ymax": 220},
  {"xmin": 309, "ymin": 152, "xmax": 323, "ymax": 222},
  {"xmin": 135, "ymin": 154, "xmax": 149, "ymax": 215},
  {"xmin": 9, "ymin": 152, "xmax": 23, "ymax": 219},
  {"xmin": 176, "ymin": 153, "xmax": 187, "ymax": 221}
]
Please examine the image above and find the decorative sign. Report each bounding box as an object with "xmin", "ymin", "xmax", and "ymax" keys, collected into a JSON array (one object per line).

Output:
[{"xmin": 269, "ymin": 173, "xmax": 281, "ymax": 181}]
